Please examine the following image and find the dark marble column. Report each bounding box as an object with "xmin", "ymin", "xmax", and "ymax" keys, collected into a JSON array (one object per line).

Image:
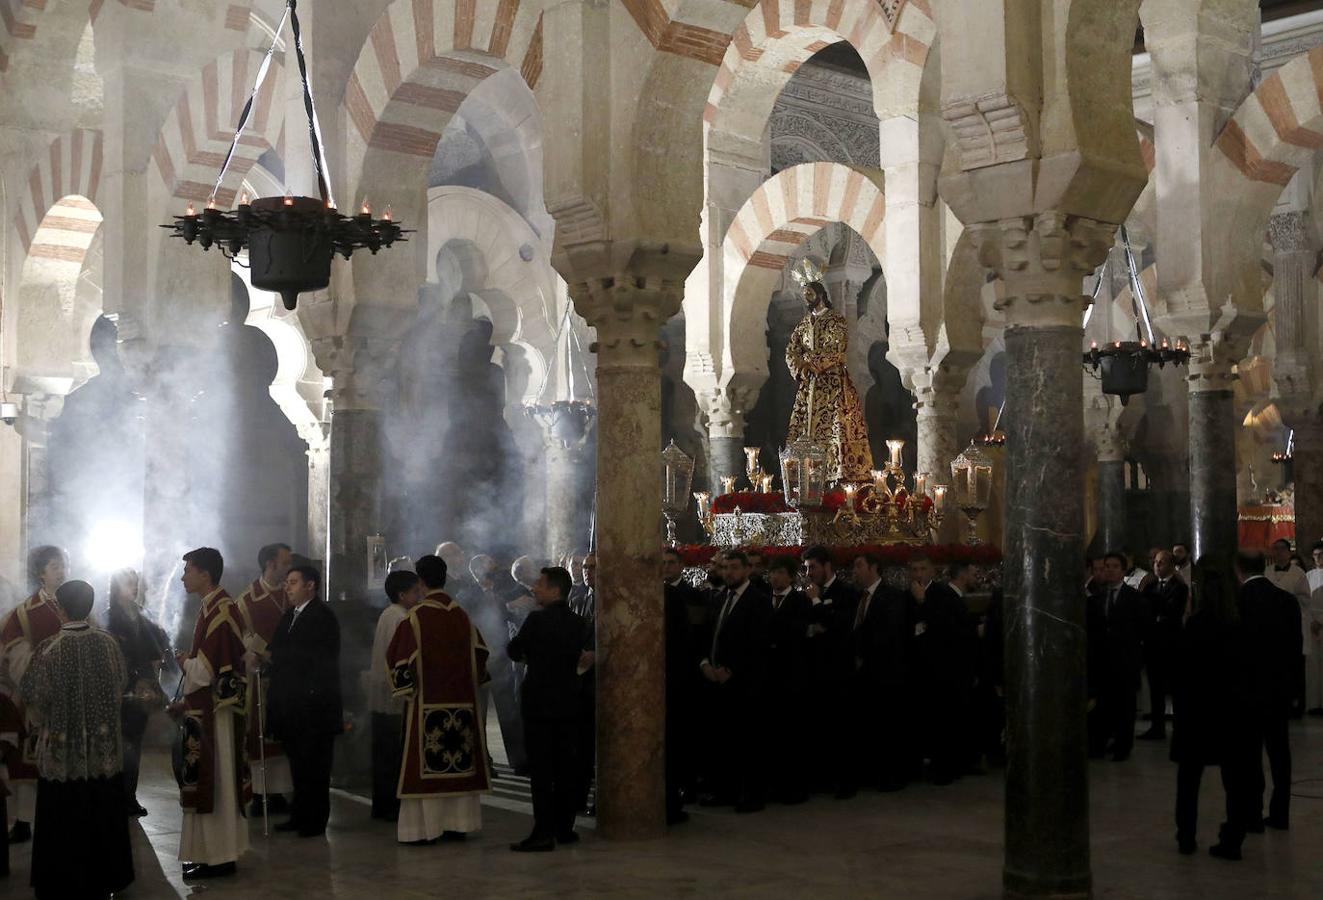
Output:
[
  {"xmin": 1001, "ymin": 325, "xmax": 1091, "ymax": 899},
  {"xmin": 971, "ymin": 213, "xmax": 1114, "ymax": 900},
  {"xmin": 708, "ymin": 435, "xmax": 745, "ymax": 492},
  {"xmin": 1096, "ymin": 460, "xmax": 1126, "ymax": 554},
  {"xmin": 1293, "ymin": 421, "xmax": 1323, "ymax": 554},
  {"xmin": 1187, "ymin": 385, "xmax": 1238, "ymax": 561}
]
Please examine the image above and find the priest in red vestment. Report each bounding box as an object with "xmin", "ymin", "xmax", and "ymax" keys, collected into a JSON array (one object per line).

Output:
[
  {"xmin": 236, "ymin": 542, "xmax": 294, "ymax": 813},
  {"xmin": 171, "ymin": 547, "xmax": 250, "ymax": 880},
  {"xmin": 0, "ymin": 545, "xmax": 67, "ymax": 844},
  {"xmin": 387, "ymin": 554, "xmax": 491, "ymax": 844}
]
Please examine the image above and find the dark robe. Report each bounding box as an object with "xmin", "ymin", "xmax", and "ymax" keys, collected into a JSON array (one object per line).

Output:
[{"xmin": 767, "ymin": 587, "xmax": 813, "ymax": 801}]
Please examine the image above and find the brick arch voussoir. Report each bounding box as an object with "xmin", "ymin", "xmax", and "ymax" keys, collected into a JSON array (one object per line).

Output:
[{"xmin": 11, "ymin": 128, "xmax": 105, "ymax": 262}]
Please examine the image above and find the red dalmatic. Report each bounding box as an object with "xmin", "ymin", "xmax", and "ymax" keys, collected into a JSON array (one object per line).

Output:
[
  {"xmin": 387, "ymin": 591, "xmax": 491, "ymax": 798},
  {"xmin": 0, "ymin": 592, "xmax": 66, "ymax": 781},
  {"xmin": 236, "ymin": 579, "xmax": 287, "ymax": 760}
]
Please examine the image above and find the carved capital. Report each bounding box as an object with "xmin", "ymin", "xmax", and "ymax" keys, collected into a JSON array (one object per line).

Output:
[
  {"xmin": 941, "ymin": 92, "xmax": 1035, "ymax": 171},
  {"xmin": 558, "ymin": 241, "xmax": 699, "ymax": 369},
  {"xmin": 1268, "ymin": 211, "xmax": 1313, "ymax": 254},
  {"xmin": 309, "ymin": 335, "xmax": 397, "ymax": 411},
  {"xmin": 1186, "ymin": 335, "xmax": 1246, "ymax": 393},
  {"xmin": 969, "ymin": 213, "xmax": 1116, "ymax": 328},
  {"xmin": 697, "ymin": 382, "xmax": 760, "ymax": 440}
]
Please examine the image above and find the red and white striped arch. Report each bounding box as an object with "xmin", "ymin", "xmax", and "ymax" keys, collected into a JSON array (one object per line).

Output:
[
  {"xmin": 723, "ymin": 161, "xmax": 885, "ymax": 376},
  {"xmin": 1208, "ymin": 44, "xmax": 1323, "ymax": 311},
  {"xmin": 342, "ymin": 0, "xmax": 543, "ymax": 199},
  {"xmin": 705, "ymin": 0, "xmax": 934, "ymax": 135},
  {"xmin": 150, "ymin": 48, "xmax": 284, "ymax": 209},
  {"xmin": 11, "ymin": 129, "xmax": 104, "ymax": 271}
]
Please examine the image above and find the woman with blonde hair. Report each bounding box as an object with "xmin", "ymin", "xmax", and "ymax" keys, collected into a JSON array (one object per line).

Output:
[{"xmin": 104, "ymin": 567, "xmax": 168, "ymax": 817}]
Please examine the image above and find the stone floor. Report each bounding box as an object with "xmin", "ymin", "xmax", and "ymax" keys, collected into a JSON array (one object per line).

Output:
[{"xmin": 4, "ymin": 718, "xmax": 1320, "ymax": 898}]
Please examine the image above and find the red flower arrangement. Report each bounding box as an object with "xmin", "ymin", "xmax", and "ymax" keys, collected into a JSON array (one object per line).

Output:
[{"xmin": 675, "ymin": 542, "xmax": 1002, "ymax": 569}]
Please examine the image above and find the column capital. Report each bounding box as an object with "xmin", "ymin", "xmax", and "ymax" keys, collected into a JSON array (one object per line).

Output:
[
  {"xmin": 696, "ymin": 381, "xmax": 759, "ymax": 440},
  {"xmin": 1186, "ymin": 334, "xmax": 1246, "ymax": 393},
  {"xmin": 560, "ymin": 242, "xmax": 699, "ymax": 369},
  {"xmin": 908, "ymin": 358, "xmax": 975, "ymax": 418},
  {"xmin": 1268, "ymin": 211, "xmax": 1314, "ymax": 253},
  {"xmin": 969, "ymin": 213, "xmax": 1116, "ymax": 328},
  {"xmin": 309, "ymin": 334, "xmax": 396, "ymax": 411}
]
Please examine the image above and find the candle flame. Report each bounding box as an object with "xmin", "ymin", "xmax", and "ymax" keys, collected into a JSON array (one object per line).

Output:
[
  {"xmin": 239, "ymin": 191, "xmax": 249, "ymax": 205},
  {"xmin": 283, "ymin": 193, "xmax": 294, "ymax": 207},
  {"xmin": 185, "ymin": 202, "xmax": 196, "ymax": 216},
  {"xmin": 206, "ymin": 198, "xmax": 216, "ymax": 210},
  {"xmin": 382, "ymin": 205, "xmax": 392, "ymax": 222},
  {"xmin": 361, "ymin": 199, "xmax": 371, "ymax": 215}
]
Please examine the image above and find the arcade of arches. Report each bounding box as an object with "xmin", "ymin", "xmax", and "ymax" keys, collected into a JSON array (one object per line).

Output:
[{"xmin": 1, "ymin": 1, "xmax": 1322, "ymax": 897}]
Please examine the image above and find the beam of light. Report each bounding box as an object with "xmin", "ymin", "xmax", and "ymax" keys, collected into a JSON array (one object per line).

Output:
[{"xmin": 82, "ymin": 520, "xmax": 145, "ymax": 575}]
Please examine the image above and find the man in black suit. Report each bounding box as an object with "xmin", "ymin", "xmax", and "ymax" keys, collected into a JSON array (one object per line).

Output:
[
  {"xmin": 1087, "ymin": 552, "xmax": 1148, "ymax": 762},
  {"xmin": 1235, "ymin": 550, "xmax": 1303, "ymax": 832},
  {"xmin": 765, "ymin": 555, "xmax": 813, "ymax": 803},
  {"xmin": 844, "ymin": 552, "xmax": 912, "ymax": 794},
  {"xmin": 507, "ymin": 566, "xmax": 587, "ymax": 852},
  {"xmin": 1139, "ymin": 550, "xmax": 1189, "ymax": 741},
  {"xmin": 802, "ymin": 545, "xmax": 858, "ymax": 793},
  {"xmin": 267, "ymin": 565, "xmax": 342, "ymax": 837},
  {"xmin": 699, "ymin": 549, "xmax": 771, "ymax": 813},
  {"xmin": 661, "ymin": 547, "xmax": 699, "ymax": 823},
  {"xmin": 907, "ymin": 554, "xmax": 974, "ymax": 785}
]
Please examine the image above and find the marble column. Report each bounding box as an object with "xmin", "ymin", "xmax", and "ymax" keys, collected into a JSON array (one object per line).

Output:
[
  {"xmin": 699, "ymin": 387, "xmax": 753, "ymax": 492},
  {"xmin": 1090, "ymin": 416, "xmax": 1128, "ymax": 555},
  {"xmin": 537, "ymin": 403, "xmax": 596, "ymax": 559},
  {"xmin": 567, "ymin": 258, "xmax": 688, "ymax": 841},
  {"xmin": 972, "ymin": 213, "xmax": 1114, "ymax": 900},
  {"xmin": 1186, "ymin": 343, "xmax": 1240, "ymax": 562},
  {"xmin": 912, "ymin": 369, "xmax": 964, "ymax": 543},
  {"xmin": 1292, "ymin": 419, "xmax": 1323, "ymax": 555},
  {"xmin": 310, "ymin": 335, "xmax": 393, "ymax": 605}
]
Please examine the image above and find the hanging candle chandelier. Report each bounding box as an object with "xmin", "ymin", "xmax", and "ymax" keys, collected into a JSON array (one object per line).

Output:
[
  {"xmin": 1082, "ymin": 226, "xmax": 1189, "ymax": 404},
  {"xmin": 160, "ymin": 0, "xmax": 407, "ymax": 310}
]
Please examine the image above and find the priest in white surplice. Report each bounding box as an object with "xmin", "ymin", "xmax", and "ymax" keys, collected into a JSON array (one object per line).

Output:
[{"xmin": 170, "ymin": 547, "xmax": 250, "ymax": 880}]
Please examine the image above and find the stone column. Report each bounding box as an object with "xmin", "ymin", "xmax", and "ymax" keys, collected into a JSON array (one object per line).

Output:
[
  {"xmin": 972, "ymin": 213, "xmax": 1114, "ymax": 900},
  {"xmin": 699, "ymin": 389, "xmax": 750, "ymax": 492},
  {"xmin": 565, "ymin": 251, "xmax": 690, "ymax": 841},
  {"xmin": 1267, "ymin": 210, "xmax": 1322, "ymax": 553},
  {"xmin": 1186, "ymin": 340, "xmax": 1240, "ymax": 562},
  {"xmin": 536, "ymin": 404, "xmax": 596, "ymax": 559},
  {"xmin": 299, "ymin": 422, "xmax": 331, "ymax": 563},
  {"xmin": 1293, "ymin": 419, "xmax": 1323, "ymax": 554},
  {"xmin": 310, "ymin": 336, "xmax": 391, "ymax": 604},
  {"xmin": 911, "ymin": 366, "xmax": 966, "ymax": 543},
  {"xmin": 1085, "ymin": 385, "xmax": 1128, "ymax": 555}
]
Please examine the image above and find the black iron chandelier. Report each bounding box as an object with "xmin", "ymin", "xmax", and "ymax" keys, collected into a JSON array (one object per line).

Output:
[
  {"xmin": 1083, "ymin": 226, "xmax": 1189, "ymax": 404},
  {"xmin": 161, "ymin": 0, "xmax": 407, "ymax": 310}
]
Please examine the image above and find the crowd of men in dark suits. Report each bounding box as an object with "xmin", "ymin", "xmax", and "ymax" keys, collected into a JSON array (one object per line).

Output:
[
  {"xmin": 1084, "ymin": 545, "xmax": 1306, "ymax": 861},
  {"xmin": 660, "ymin": 546, "xmax": 1003, "ymax": 815}
]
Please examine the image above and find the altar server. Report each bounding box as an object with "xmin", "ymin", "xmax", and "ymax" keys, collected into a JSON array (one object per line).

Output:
[
  {"xmin": 387, "ymin": 555, "xmax": 492, "ymax": 844},
  {"xmin": 236, "ymin": 542, "xmax": 294, "ymax": 814},
  {"xmin": 0, "ymin": 545, "xmax": 68, "ymax": 843},
  {"xmin": 172, "ymin": 547, "xmax": 249, "ymax": 880}
]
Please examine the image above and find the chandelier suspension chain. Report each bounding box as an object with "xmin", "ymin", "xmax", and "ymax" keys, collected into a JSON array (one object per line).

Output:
[
  {"xmin": 288, "ymin": 0, "xmax": 335, "ymax": 208},
  {"xmin": 208, "ymin": 3, "xmax": 290, "ymax": 206}
]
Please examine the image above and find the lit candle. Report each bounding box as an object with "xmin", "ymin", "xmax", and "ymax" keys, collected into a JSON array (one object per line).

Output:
[
  {"xmin": 185, "ymin": 202, "xmax": 196, "ymax": 216},
  {"xmin": 206, "ymin": 198, "xmax": 216, "ymax": 210},
  {"xmin": 914, "ymin": 472, "xmax": 928, "ymax": 499},
  {"xmin": 932, "ymin": 484, "xmax": 948, "ymax": 507},
  {"xmin": 886, "ymin": 439, "xmax": 904, "ymax": 469},
  {"xmin": 239, "ymin": 191, "xmax": 249, "ymax": 206},
  {"xmin": 361, "ymin": 199, "xmax": 371, "ymax": 216},
  {"xmin": 382, "ymin": 205, "xmax": 392, "ymax": 222},
  {"xmin": 283, "ymin": 192, "xmax": 294, "ymax": 207},
  {"xmin": 1090, "ymin": 340, "xmax": 1098, "ymax": 350}
]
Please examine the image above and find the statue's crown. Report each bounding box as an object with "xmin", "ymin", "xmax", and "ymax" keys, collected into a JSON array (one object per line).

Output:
[{"xmin": 789, "ymin": 255, "xmax": 825, "ymax": 287}]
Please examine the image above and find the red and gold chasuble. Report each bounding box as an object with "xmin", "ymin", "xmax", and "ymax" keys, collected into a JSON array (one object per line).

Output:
[
  {"xmin": 237, "ymin": 579, "xmax": 287, "ymax": 760},
  {"xmin": 179, "ymin": 590, "xmax": 252, "ymax": 814},
  {"xmin": 387, "ymin": 591, "xmax": 492, "ymax": 798},
  {"xmin": 0, "ymin": 591, "xmax": 66, "ymax": 781}
]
